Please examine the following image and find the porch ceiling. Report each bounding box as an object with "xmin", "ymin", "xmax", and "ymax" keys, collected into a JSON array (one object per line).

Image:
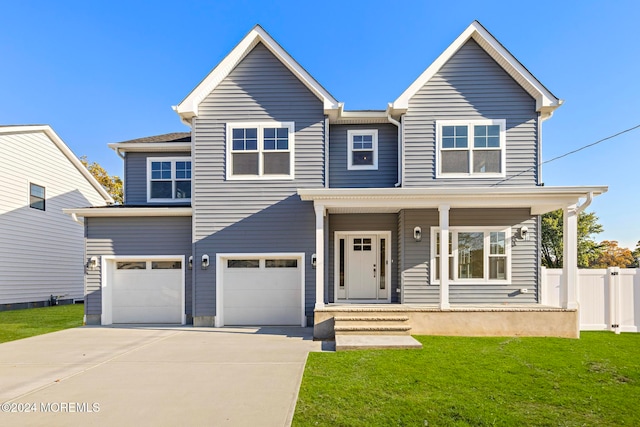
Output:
[{"xmin": 297, "ymin": 186, "xmax": 607, "ymax": 215}]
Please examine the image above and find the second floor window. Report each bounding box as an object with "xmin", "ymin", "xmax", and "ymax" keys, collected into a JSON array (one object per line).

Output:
[
  {"xmin": 147, "ymin": 158, "xmax": 191, "ymax": 202},
  {"xmin": 226, "ymin": 122, "xmax": 295, "ymax": 179},
  {"xmin": 436, "ymin": 120, "xmax": 506, "ymax": 178},
  {"xmin": 29, "ymin": 183, "xmax": 46, "ymax": 211},
  {"xmin": 347, "ymin": 129, "xmax": 378, "ymax": 170}
]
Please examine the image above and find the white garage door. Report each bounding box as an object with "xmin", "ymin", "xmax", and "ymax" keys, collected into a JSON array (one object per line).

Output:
[
  {"xmin": 111, "ymin": 260, "xmax": 183, "ymax": 324},
  {"xmin": 222, "ymin": 257, "xmax": 303, "ymax": 326}
]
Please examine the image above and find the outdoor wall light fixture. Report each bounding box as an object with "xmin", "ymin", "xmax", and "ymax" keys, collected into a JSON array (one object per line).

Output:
[
  {"xmin": 311, "ymin": 254, "xmax": 317, "ymax": 269},
  {"xmin": 87, "ymin": 256, "xmax": 98, "ymax": 270},
  {"xmin": 188, "ymin": 256, "xmax": 193, "ymax": 270},
  {"xmin": 413, "ymin": 226, "xmax": 422, "ymax": 242},
  {"xmin": 519, "ymin": 226, "xmax": 529, "ymax": 241},
  {"xmin": 201, "ymin": 254, "xmax": 209, "ymax": 270}
]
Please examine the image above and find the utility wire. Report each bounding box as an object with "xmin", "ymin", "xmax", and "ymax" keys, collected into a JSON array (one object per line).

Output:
[{"xmin": 493, "ymin": 123, "xmax": 640, "ymax": 186}]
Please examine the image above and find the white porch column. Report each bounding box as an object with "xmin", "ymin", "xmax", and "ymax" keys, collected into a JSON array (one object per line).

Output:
[
  {"xmin": 439, "ymin": 204, "xmax": 450, "ymax": 309},
  {"xmin": 561, "ymin": 205, "xmax": 578, "ymax": 309},
  {"xmin": 314, "ymin": 204, "xmax": 326, "ymax": 309}
]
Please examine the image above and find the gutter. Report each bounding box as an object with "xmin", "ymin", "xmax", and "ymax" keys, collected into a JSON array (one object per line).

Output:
[
  {"xmin": 575, "ymin": 192, "xmax": 594, "ymax": 214},
  {"xmin": 70, "ymin": 212, "xmax": 84, "ymax": 225}
]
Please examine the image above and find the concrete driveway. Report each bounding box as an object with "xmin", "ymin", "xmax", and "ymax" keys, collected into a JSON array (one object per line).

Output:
[{"xmin": 0, "ymin": 326, "xmax": 326, "ymax": 426}]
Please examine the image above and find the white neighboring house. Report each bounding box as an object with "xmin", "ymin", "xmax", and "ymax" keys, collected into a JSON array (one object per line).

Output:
[{"xmin": 0, "ymin": 125, "xmax": 113, "ymax": 309}]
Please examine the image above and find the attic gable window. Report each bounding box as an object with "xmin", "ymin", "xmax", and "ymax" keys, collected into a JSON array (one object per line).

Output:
[
  {"xmin": 226, "ymin": 122, "xmax": 295, "ymax": 180},
  {"xmin": 147, "ymin": 157, "xmax": 191, "ymax": 202},
  {"xmin": 29, "ymin": 183, "xmax": 45, "ymax": 211},
  {"xmin": 436, "ymin": 120, "xmax": 506, "ymax": 178},
  {"xmin": 347, "ymin": 129, "xmax": 378, "ymax": 170}
]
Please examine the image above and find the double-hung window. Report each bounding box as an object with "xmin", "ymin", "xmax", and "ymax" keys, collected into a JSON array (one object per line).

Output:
[
  {"xmin": 347, "ymin": 129, "xmax": 378, "ymax": 170},
  {"xmin": 436, "ymin": 120, "xmax": 506, "ymax": 177},
  {"xmin": 431, "ymin": 227, "xmax": 510, "ymax": 283},
  {"xmin": 29, "ymin": 183, "xmax": 46, "ymax": 211},
  {"xmin": 147, "ymin": 157, "xmax": 192, "ymax": 202},
  {"xmin": 227, "ymin": 122, "xmax": 294, "ymax": 179}
]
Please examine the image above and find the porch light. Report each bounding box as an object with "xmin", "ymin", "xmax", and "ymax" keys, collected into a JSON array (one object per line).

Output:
[
  {"xmin": 413, "ymin": 226, "xmax": 422, "ymax": 242},
  {"xmin": 87, "ymin": 256, "xmax": 99, "ymax": 270},
  {"xmin": 519, "ymin": 226, "xmax": 529, "ymax": 241},
  {"xmin": 201, "ymin": 254, "xmax": 209, "ymax": 270},
  {"xmin": 311, "ymin": 254, "xmax": 317, "ymax": 269},
  {"xmin": 188, "ymin": 256, "xmax": 193, "ymax": 270}
]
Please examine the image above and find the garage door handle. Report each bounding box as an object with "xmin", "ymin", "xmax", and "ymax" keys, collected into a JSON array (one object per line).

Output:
[{"xmin": 373, "ymin": 264, "xmax": 376, "ymax": 278}]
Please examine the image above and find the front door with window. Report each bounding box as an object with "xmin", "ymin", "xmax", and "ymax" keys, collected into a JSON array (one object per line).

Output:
[{"xmin": 335, "ymin": 232, "xmax": 390, "ymax": 302}]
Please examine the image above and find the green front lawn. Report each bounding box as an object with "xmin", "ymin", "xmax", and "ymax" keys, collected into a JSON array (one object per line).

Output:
[
  {"xmin": 0, "ymin": 304, "xmax": 84, "ymax": 343},
  {"xmin": 294, "ymin": 333, "xmax": 640, "ymax": 426}
]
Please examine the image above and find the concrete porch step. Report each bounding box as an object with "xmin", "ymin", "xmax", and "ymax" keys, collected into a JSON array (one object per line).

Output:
[
  {"xmin": 333, "ymin": 315, "xmax": 410, "ymax": 322},
  {"xmin": 335, "ymin": 335, "xmax": 423, "ymax": 351},
  {"xmin": 334, "ymin": 325, "xmax": 412, "ymax": 335}
]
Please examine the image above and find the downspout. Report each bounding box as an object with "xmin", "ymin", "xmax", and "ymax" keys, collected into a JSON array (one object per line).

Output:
[
  {"xmin": 387, "ymin": 114, "xmax": 402, "ymax": 187},
  {"xmin": 114, "ymin": 147, "xmax": 125, "ymax": 160},
  {"xmin": 575, "ymin": 192, "xmax": 594, "ymax": 215},
  {"xmin": 70, "ymin": 212, "xmax": 83, "ymax": 225},
  {"xmin": 324, "ymin": 117, "xmax": 330, "ymax": 188},
  {"xmin": 537, "ymin": 112, "xmax": 542, "ymax": 185}
]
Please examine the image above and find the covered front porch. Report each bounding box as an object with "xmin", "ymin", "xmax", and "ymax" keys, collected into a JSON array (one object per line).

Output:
[{"xmin": 298, "ymin": 186, "xmax": 607, "ymax": 339}]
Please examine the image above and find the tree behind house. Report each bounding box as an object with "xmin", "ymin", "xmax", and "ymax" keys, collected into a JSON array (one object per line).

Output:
[
  {"xmin": 541, "ymin": 209, "xmax": 603, "ymax": 268},
  {"xmin": 590, "ymin": 240, "xmax": 635, "ymax": 268},
  {"xmin": 80, "ymin": 156, "xmax": 123, "ymax": 204}
]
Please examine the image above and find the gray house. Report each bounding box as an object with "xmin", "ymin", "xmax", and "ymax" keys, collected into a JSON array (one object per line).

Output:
[
  {"xmin": 0, "ymin": 125, "xmax": 113, "ymax": 309},
  {"xmin": 66, "ymin": 22, "xmax": 606, "ymax": 338}
]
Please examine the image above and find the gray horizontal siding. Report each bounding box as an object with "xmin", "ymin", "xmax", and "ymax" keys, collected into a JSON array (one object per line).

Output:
[
  {"xmin": 401, "ymin": 208, "xmax": 538, "ymax": 304},
  {"xmin": 329, "ymin": 123, "xmax": 398, "ymax": 188},
  {"xmin": 193, "ymin": 42, "xmax": 325, "ymax": 319},
  {"xmin": 403, "ymin": 39, "xmax": 539, "ymax": 187},
  {"xmin": 124, "ymin": 152, "xmax": 191, "ymax": 206},
  {"xmin": 85, "ymin": 216, "xmax": 193, "ymax": 316},
  {"xmin": 327, "ymin": 214, "xmax": 399, "ymax": 303}
]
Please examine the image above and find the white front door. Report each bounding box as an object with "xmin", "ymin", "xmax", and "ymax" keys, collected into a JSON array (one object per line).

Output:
[
  {"xmin": 347, "ymin": 236, "xmax": 378, "ymax": 299},
  {"xmin": 335, "ymin": 232, "xmax": 390, "ymax": 302}
]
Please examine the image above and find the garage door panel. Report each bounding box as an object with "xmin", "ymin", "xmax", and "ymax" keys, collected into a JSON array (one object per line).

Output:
[
  {"xmin": 110, "ymin": 261, "xmax": 183, "ymax": 324},
  {"xmin": 223, "ymin": 256, "xmax": 302, "ymax": 326}
]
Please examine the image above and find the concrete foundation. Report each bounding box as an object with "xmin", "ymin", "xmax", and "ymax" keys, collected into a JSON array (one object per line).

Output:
[
  {"xmin": 193, "ymin": 316, "xmax": 216, "ymax": 327},
  {"xmin": 314, "ymin": 306, "xmax": 579, "ymax": 339}
]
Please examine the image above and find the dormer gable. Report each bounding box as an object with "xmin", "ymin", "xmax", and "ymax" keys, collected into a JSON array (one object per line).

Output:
[
  {"xmin": 392, "ymin": 21, "xmax": 561, "ymax": 120},
  {"xmin": 174, "ymin": 25, "xmax": 339, "ymax": 125}
]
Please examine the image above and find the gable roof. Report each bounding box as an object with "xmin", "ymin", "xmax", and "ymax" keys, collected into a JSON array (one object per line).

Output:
[
  {"xmin": 392, "ymin": 21, "xmax": 562, "ymax": 119},
  {"xmin": 114, "ymin": 132, "xmax": 191, "ymax": 144},
  {"xmin": 107, "ymin": 132, "xmax": 192, "ymax": 155},
  {"xmin": 174, "ymin": 25, "xmax": 340, "ymax": 125},
  {"xmin": 0, "ymin": 125, "xmax": 114, "ymax": 204}
]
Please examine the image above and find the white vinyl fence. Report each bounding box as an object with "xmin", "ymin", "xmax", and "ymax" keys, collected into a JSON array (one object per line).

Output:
[{"xmin": 542, "ymin": 267, "xmax": 640, "ymax": 333}]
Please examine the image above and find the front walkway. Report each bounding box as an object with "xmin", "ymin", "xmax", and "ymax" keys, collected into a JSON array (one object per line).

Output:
[{"xmin": 0, "ymin": 326, "xmax": 324, "ymax": 426}]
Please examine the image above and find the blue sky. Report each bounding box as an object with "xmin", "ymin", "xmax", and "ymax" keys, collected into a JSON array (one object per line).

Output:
[{"xmin": 2, "ymin": 1, "xmax": 639, "ymax": 249}]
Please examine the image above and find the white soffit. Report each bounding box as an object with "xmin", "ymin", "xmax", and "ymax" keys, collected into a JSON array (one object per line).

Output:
[
  {"xmin": 63, "ymin": 207, "xmax": 192, "ymax": 218},
  {"xmin": 174, "ymin": 25, "xmax": 339, "ymax": 123},
  {"xmin": 392, "ymin": 21, "xmax": 561, "ymax": 118},
  {"xmin": 108, "ymin": 142, "xmax": 191, "ymax": 153}
]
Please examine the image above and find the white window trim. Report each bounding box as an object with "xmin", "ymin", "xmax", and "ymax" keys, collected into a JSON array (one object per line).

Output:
[
  {"xmin": 146, "ymin": 157, "xmax": 192, "ymax": 203},
  {"xmin": 226, "ymin": 121, "xmax": 295, "ymax": 180},
  {"xmin": 347, "ymin": 129, "xmax": 378, "ymax": 171},
  {"xmin": 435, "ymin": 119, "xmax": 506, "ymax": 178},
  {"xmin": 430, "ymin": 226, "xmax": 511, "ymax": 284}
]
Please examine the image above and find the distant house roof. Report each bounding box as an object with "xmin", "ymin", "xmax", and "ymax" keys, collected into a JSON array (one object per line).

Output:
[
  {"xmin": 114, "ymin": 132, "xmax": 191, "ymax": 144},
  {"xmin": 0, "ymin": 124, "xmax": 114, "ymax": 204},
  {"xmin": 108, "ymin": 132, "xmax": 192, "ymax": 154}
]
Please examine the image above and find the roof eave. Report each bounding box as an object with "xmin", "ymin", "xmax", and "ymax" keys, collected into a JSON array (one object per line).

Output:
[
  {"xmin": 64, "ymin": 207, "xmax": 193, "ymax": 218},
  {"xmin": 108, "ymin": 142, "xmax": 192, "ymax": 153}
]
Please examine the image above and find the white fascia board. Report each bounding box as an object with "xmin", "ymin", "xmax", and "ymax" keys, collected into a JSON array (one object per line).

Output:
[
  {"xmin": 392, "ymin": 21, "xmax": 561, "ymax": 115},
  {"xmin": 297, "ymin": 186, "xmax": 607, "ymax": 215},
  {"xmin": 108, "ymin": 142, "xmax": 192, "ymax": 153},
  {"xmin": 63, "ymin": 207, "xmax": 192, "ymax": 218},
  {"xmin": 175, "ymin": 25, "xmax": 339, "ymax": 123},
  {"xmin": 0, "ymin": 125, "xmax": 114, "ymax": 204}
]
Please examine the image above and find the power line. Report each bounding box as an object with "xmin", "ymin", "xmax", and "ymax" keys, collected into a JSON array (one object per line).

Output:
[{"xmin": 493, "ymin": 123, "xmax": 640, "ymax": 186}]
